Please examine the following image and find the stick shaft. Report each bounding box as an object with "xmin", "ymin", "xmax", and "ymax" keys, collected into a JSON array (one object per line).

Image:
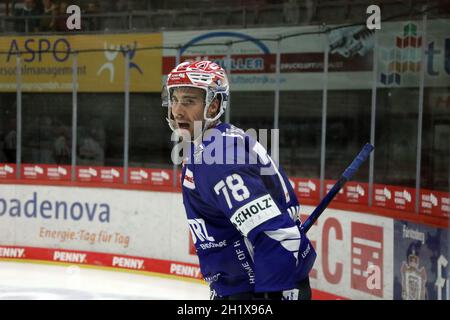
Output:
[{"xmin": 301, "ymin": 143, "xmax": 374, "ymax": 233}]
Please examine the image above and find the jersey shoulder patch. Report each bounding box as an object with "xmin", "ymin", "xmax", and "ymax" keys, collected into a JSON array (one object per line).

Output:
[{"xmin": 183, "ymin": 167, "xmax": 195, "ymax": 189}]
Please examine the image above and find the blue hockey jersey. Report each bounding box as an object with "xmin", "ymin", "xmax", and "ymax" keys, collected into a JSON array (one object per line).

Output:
[{"xmin": 181, "ymin": 122, "xmax": 316, "ymax": 297}]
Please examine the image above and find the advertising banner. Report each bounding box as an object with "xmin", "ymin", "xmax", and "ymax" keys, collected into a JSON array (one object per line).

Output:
[
  {"xmin": 0, "ymin": 163, "xmax": 16, "ymax": 179},
  {"xmin": 325, "ymin": 180, "xmax": 369, "ymax": 205},
  {"xmin": 0, "ymin": 33, "xmax": 162, "ymax": 92},
  {"xmin": 1, "ymin": 184, "xmax": 449, "ymax": 299},
  {"xmin": 419, "ymin": 189, "xmax": 450, "ymax": 219},
  {"xmin": 128, "ymin": 167, "xmax": 173, "ymax": 187},
  {"xmin": 76, "ymin": 166, "xmax": 123, "ymax": 183},
  {"xmin": 373, "ymin": 184, "xmax": 416, "ymax": 212},
  {"xmin": 163, "ymin": 26, "xmax": 371, "ymax": 91},
  {"xmin": 0, "ymin": 184, "xmax": 198, "ymax": 265},
  {"xmin": 21, "ymin": 164, "xmax": 71, "ymax": 181},
  {"xmin": 302, "ymin": 206, "xmax": 394, "ymax": 299},
  {"xmin": 163, "ymin": 19, "xmax": 449, "ymax": 91},
  {"xmin": 394, "ymin": 220, "xmax": 449, "ymax": 300},
  {"xmin": 289, "ymin": 177, "xmax": 320, "ymax": 201},
  {"xmin": 372, "ymin": 183, "xmax": 450, "ymax": 219}
]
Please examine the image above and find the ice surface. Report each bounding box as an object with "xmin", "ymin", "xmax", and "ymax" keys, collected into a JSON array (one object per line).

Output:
[{"xmin": 0, "ymin": 261, "xmax": 209, "ymax": 300}]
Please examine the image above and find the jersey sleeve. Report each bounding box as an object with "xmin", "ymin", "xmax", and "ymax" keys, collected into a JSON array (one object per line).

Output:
[{"xmin": 195, "ymin": 137, "xmax": 305, "ymax": 293}]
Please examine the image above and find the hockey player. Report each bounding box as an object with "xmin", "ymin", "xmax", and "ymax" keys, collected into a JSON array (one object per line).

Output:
[{"xmin": 163, "ymin": 60, "xmax": 316, "ymax": 300}]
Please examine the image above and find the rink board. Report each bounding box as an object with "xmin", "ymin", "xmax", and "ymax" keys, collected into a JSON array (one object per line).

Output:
[{"xmin": 0, "ymin": 184, "xmax": 448, "ymax": 300}]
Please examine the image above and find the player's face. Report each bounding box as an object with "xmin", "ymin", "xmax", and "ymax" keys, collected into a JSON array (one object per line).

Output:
[{"xmin": 170, "ymin": 87, "xmax": 206, "ymax": 138}]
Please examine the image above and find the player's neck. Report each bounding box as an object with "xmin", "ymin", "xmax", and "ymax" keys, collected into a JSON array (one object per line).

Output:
[{"xmin": 192, "ymin": 120, "xmax": 222, "ymax": 146}]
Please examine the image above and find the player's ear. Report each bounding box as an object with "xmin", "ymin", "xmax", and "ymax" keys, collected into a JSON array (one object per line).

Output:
[{"xmin": 207, "ymin": 98, "xmax": 220, "ymax": 117}]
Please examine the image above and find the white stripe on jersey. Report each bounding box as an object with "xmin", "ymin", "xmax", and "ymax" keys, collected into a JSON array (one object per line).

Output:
[
  {"xmin": 244, "ymin": 237, "xmax": 255, "ymax": 262},
  {"xmin": 183, "ymin": 167, "xmax": 195, "ymax": 189},
  {"xmin": 252, "ymin": 142, "xmax": 291, "ymax": 203},
  {"xmin": 264, "ymin": 226, "xmax": 301, "ymax": 262},
  {"xmin": 268, "ymin": 156, "xmax": 291, "ymax": 203},
  {"xmin": 287, "ymin": 205, "xmax": 300, "ymax": 221}
]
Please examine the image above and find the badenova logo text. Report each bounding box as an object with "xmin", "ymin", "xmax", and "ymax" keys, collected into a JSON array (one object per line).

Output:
[{"xmin": 0, "ymin": 192, "xmax": 110, "ymax": 223}]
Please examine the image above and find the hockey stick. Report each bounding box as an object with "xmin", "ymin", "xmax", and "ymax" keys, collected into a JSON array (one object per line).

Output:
[{"xmin": 300, "ymin": 143, "xmax": 375, "ymax": 234}]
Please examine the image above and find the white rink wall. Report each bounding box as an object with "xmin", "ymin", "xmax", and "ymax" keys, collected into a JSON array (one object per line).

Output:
[
  {"xmin": 301, "ymin": 206, "xmax": 394, "ymax": 299},
  {"xmin": 0, "ymin": 183, "xmax": 445, "ymax": 300},
  {"xmin": 0, "ymin": 184, "xmax": 198, "ymax": 265}
]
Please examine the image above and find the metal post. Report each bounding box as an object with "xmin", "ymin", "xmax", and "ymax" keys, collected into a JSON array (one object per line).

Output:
[
  {"xmin": 415, "ymin": 14, "xmax": 427, "ymax": 213},
  {"xmin": 15, "ymin": 54, "xmax": 22, "ymax": 179},
  {"xmin": 273, "ymin": 39, "xmax": 281, "ymax": 130},
  {"xmin": 225, "ymin": 43, "xmax": 232, "ymax": 123},
  {"xmin": 319, "ymin": 34, "xmax": 329, "ymax": 199},
  {"xmin": 176, "ymin": 47, "xmax": 181, "ymax": 67},
  {"xmin": 1, "ymin": 16, "xmax": 5, "ymax": 32},
  {"xmin": 448, "ymin": 159, "xmax": 450, "ymax": 267},
  {"xmin": 272, "ymin": 38, "xmax": 281, "ymax": 166},
  {"xmin": 448, "ymin": 161, "xmax": 450, "ymax": 300},
  {"xmin": 128, "ymin": 12, "xmax": 133, "ymax": 30},
  {"xmin": 123, "ymin": 51, "xmax": 130, "ymax": 184},
  {"xmin": 71, "ymin": 52, "xmax": 78, "ymax": 182},
  {"xmin": 368, "ymin": 31, "xmax": 378, "ymax": 207},
  {"xmin": 172, "ymin": 47, "xmax": 181, "ymax": 188}
]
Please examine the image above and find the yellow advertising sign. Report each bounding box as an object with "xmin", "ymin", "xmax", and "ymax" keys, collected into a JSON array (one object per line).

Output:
[{"xmin": 0, "ymin": 33, "xmax": 162, "ymax": 92}]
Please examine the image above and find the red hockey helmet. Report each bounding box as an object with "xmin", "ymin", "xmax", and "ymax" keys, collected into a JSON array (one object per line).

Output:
[{"xmin": 162, "ymin": 60, "xmax": 229, "ymax": 131}]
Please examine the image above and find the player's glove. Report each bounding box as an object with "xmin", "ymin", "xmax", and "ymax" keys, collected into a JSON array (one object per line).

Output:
[{"xmin": 282, "ymin": 277, "xmax": 312, "ymax": 300}]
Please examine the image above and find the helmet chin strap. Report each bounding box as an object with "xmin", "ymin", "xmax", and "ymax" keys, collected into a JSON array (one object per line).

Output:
[{"xmin": 193, "ymin": 101, "xmax": 221, "ymax": 145}]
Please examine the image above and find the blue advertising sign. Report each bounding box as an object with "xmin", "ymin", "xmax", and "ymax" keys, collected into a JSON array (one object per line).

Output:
[{"xmin": 394, "ymin": 221, "xmax": 449, "ymax": 300}]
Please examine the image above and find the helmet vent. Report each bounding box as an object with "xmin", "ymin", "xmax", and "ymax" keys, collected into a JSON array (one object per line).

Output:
[{"xmin": 187, "ymin": 73, "xmax": 213, "ymax": 85}]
